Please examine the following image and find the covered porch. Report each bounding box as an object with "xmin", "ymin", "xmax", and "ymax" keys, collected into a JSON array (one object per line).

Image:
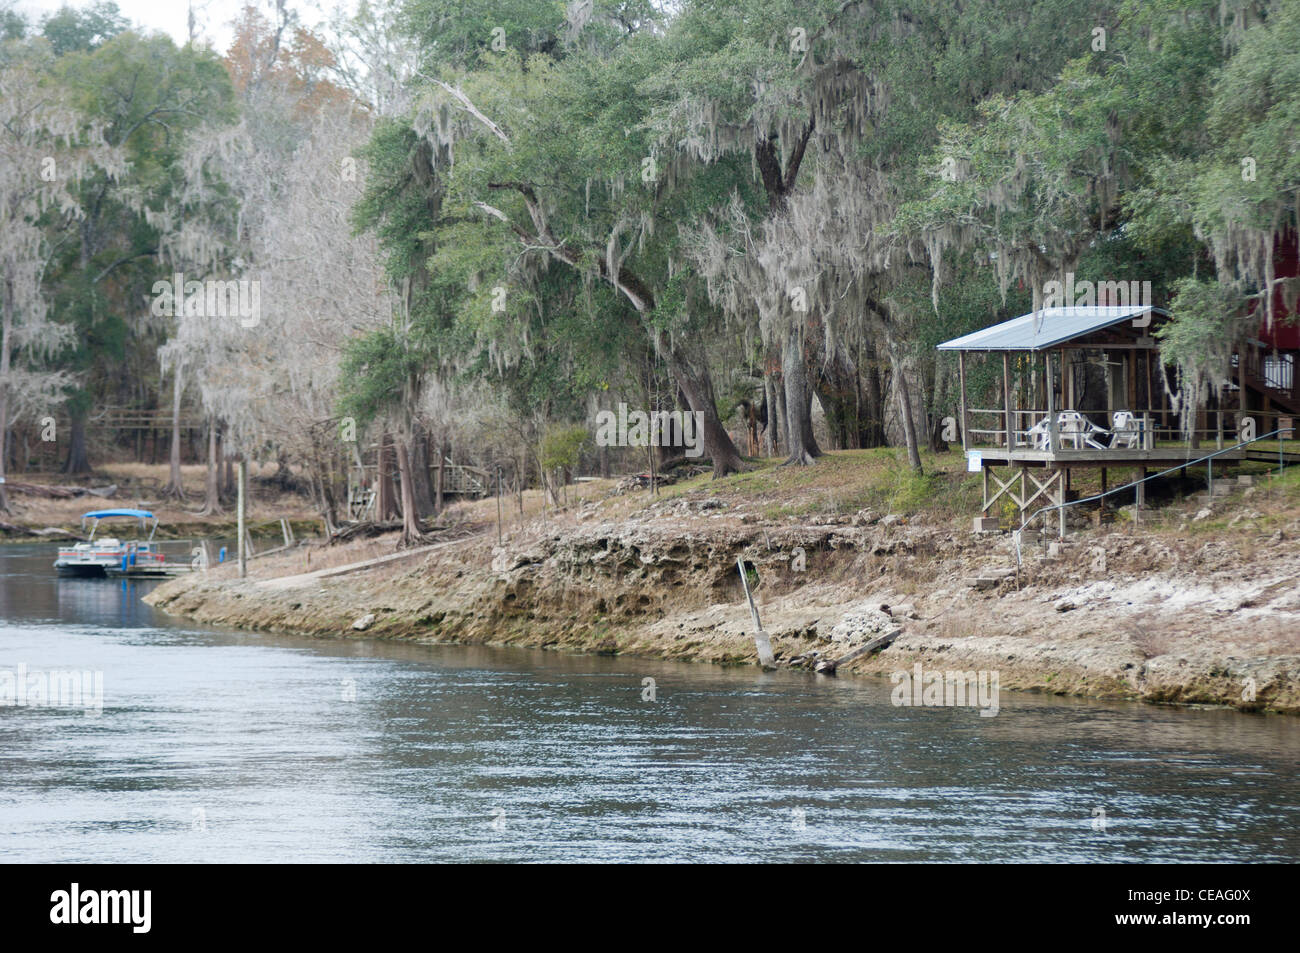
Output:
[{"xmin": 937, "ymin": 305, "xmax": 1249, "ymax": 535}]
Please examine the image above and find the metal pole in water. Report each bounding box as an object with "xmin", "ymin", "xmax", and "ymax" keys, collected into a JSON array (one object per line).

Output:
[
  {"xmin": 237, "ymin": 460, "xmax": 247, "ymax": 579},
  {"xmin": 736, "ymin": 557, "xmax": 775, "ymax": 667}
]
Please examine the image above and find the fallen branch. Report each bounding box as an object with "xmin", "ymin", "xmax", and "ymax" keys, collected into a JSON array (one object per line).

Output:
[
  {"xmin": 3, "ymin": 482, "xmax": 118, "ymax": 499},
  {"xmin": 815, "ymin": 627, "xmax": 903, "ymax": 674}
]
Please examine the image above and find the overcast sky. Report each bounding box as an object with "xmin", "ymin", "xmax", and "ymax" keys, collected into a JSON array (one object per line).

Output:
[{"xmin": 13, "ymin": 0, "xmax": 346, "ymax": 55}]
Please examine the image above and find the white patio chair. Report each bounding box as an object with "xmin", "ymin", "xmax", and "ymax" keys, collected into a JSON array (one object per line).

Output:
[
  {"xmin": 1024, "ymin": 417, "xmax": 1051, "ymax": 449},
  {"xmin": 1109, "ymin": 411, "xmax": 1139, "ymax": 449},
  {"xmin": 1057, "ymin": 411, "xmax": 1109, "ymax": 449}
]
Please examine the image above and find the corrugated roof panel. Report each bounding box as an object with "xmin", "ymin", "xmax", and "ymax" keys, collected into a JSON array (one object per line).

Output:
[{"xmin": 936, "ymin": 306, "xmax": 1165, "ymax": 352}]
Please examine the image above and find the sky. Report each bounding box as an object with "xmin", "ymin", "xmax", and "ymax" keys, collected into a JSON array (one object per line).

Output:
[{"xmin": 13, "ymin": 0, "xmax": 345, "ymax": 54}]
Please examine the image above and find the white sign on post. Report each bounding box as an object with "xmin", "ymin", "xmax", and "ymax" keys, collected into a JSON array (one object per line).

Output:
[{"xmin": 967, "ymin": 451, "xmax": 982, "ymax": 473}]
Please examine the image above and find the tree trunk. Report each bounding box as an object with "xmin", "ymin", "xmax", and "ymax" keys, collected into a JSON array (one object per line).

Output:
[
  {"xmin": 434, "ymin": 442, "xmax": 445, "ymax": 513},
  {"xmin": 861, "ymin": 355, "xmax": 887, "ymax": 448},
  {"xmin": 62, "ymin": 411, "xmax": 92, "ymax": 475},
  {"xmin": 201, "ymin": 420, "xmax": 223, "ymax": 514},
  {"xmin": 815, "ymin": 342, "xmax": 862, "ymax": 451},
  {"xmin": 394, "ymin": 437, "xmax": 423, "ymax": 547},
  {"xmin": 660, "ymin": 340, "xmax": 744, "ymax": 477},
  {"xmin": 161, "ymin": 366, "xmax": 185, "ymax": 499},
  {"xmin": 888, "ymin": 338, "xmax": 924, "ymax": 474},
  {"xmin": 200, "ymin": 416, "xmax": 223, "ymax": 515},
  {"xmin": 762, "ymin": 372, "xmax": 778, "ymax": 456},
  {"xmin": 376, "ymin": 432, "xmax": 399, "ymax": 521},
  {"xmin": 781, "ymin": 325, "xmax": 822, "ymax": 465},
  {"xmin": 410, "ymin": 430, "xmax": 437, "ymax": 518}
]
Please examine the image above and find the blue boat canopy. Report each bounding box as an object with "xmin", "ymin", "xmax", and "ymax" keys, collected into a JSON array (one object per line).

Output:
[{"xmin": 81, "ymin": 509, "xmax": 155, "ymax": 520}]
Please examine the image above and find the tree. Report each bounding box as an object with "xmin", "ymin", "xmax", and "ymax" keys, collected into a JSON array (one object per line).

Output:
[
  {"xmin": 41, "ymin": 1, "xmax": 128, "ymax": 56},
  {"xmin": 0, "ymin": 41, "xmax": 122, "ymax": 508},
  {"xmin": 43, "ymin": 31, "xmax": 232, "ymax": 476}
]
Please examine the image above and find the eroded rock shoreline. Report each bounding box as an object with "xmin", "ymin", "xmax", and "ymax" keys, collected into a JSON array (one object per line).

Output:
[{"xmin": 145, "ymin": 505, "xmax": 1300, "ymax": 715}]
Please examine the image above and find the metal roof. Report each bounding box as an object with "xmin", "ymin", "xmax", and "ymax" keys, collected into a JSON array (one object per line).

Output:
[
  {"xmin": 81, "ymin": 509, "xmax": 155, "ymax": 520},
  {"xmin": 936, "ymin": 305, "xmax": 1166, "ymax": 352}
]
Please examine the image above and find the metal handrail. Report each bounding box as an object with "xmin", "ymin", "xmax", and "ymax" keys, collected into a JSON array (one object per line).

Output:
[{"xmin": 1023, "ymin": 426, "xmax": 1294, "ymax": 535}]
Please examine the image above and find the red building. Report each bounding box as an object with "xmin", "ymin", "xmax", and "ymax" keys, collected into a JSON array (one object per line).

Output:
[{"xmin": 1234, "ymin": 229, "xmax": 1299, "ymax": 421}]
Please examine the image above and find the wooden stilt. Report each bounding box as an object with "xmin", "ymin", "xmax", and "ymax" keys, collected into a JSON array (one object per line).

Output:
[{"xmin": 1002, "ymin": 353, "xmax": 1014, "ymax": 449}]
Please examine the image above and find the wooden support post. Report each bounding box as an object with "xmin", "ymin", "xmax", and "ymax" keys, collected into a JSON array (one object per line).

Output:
[
  {"xmin": 1100, "ymin": 467, "xmax": 1108, "ymax": 514},
  {"xmin": 981, "ymin": 465, "xmax": 990, "ymax": 515},
  {"xmin": 435, "ymin": 445, "xmax": 445, "ymax": 514},
  {"xmin": 1045, "ymin": 351, "xmax": 1059, "ymax": 451},
  {"xmin": 1003, "ymin": 353, "xmax": 1014, "ymax": 449},
  {"xmin": 737, "ymin": 558, "xmax": 775, "ymax": 667},
  {"xmin": 1133, "ymin": 467, "xmax": 1144, "ymax": 526},
  {"xmin": 958, "ymin": 351, "xmax": 970, "ymax": 453},
  {"xmin": 1057, "ymin": 468, "xmax": 1066, "ymax": 538},
  {"xmin": 1144, "ymin": 349, "xmax": 1153, "ymax": 421},
  {"xmin": 1127, "ymin": 349, "xmax": 1138, "ymax": 412},
  {"xmin": 1065, "ymin": 349, "xmax": 1075, "ymax": 409},
  {"xmin": 237, "ymin": 460, "xmax": 247, "ymax": 579}
]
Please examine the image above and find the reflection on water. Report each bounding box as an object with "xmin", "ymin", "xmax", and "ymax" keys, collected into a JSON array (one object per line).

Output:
[{"xmin": 1, "ymin": 544, "xmax": 1298, "ymax": 862}]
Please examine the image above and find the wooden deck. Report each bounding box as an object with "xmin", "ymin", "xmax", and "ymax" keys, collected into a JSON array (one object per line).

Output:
[{"xmin": 970, "ymin": 446, "xmax": 1248, "ymax": 466}]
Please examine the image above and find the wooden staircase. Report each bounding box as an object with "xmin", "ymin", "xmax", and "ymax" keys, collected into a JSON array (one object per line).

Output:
[{"xmin": 1235, "ymin": 346, "xmax": 1300, "ymax": 415}]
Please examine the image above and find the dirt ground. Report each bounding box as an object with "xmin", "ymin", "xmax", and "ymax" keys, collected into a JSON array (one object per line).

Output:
[{"xmin": 1, "ymin": 462, "xmax": 320, "ymax": 536}]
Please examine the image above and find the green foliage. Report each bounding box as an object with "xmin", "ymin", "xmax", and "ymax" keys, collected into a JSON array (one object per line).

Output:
[
  {"xmin": 0, "ymin": 3, "xmax": 24, "ymax": 41},
  {"xmin": 540, "ymin": 424, "xmax": 588, "ymax": 472},
  {"xmin": 41, "ymin": 1, "xmax": 127, "ymax": 55},
  {"xmin": 1157, "ymin": 277, "xmax": 1246, "ymax": 382},
  {"xmin": 338, "ymin": 325, "xmax": 428, "ymax": 426}
]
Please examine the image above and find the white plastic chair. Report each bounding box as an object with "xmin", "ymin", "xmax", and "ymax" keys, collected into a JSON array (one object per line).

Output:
[
  {"xmin": 1109, "ymin": 411, "xmax": 1139, "ymax": 449},
  {"xmin": 1056, "ymin": 411, "xmax": 1108, "ymax": 449},
  {"xmin": 1024, "ymin": 417, "xmax": 1051, "ymax": 449}
]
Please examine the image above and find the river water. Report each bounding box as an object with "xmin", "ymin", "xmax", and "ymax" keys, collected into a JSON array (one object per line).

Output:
[{"xmin": 1, "ymin": 543, "xmax": 1297, "ymax": 862}]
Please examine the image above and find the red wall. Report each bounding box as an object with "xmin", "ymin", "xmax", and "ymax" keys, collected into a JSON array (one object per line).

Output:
[{"xmin": 1259, "ymin": 229, "xmax": 1300, "ymax": 350}]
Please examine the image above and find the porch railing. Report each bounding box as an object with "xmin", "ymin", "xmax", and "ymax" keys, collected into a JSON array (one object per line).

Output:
[
  {"xmin": 964, "ymin": 406, "xmax": 1295, "ymax": 451},
  {"xmin": 1022, "ymin": 426, "xmax": 1294, "ymax": 537}
]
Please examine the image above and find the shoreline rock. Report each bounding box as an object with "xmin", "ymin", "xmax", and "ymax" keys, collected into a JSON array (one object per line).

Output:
[{"xmin": 143, "ymin": 514, "xmax": 1300, "ymax": 715}]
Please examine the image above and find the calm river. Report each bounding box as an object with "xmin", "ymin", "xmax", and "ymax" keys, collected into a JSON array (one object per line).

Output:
[{"xmin": 1, "ymin": 544, "xmax": 1297, "ymax": 862}]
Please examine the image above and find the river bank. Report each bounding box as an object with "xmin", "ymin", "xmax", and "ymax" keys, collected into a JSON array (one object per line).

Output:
[{"xmin": 140, "ymin": 449, "xmax": 1300, "ymax": 715}]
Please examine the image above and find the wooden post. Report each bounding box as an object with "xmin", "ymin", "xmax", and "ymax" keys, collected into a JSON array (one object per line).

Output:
[
  {"xmin": 435, "ymin": 445, "xmax": 445, "ymax": 514},
  {"xmin": 958, "ymin": 351, "xmax": 970, "ymax": 453},
  {"xmin": 496, "ymin": 465, "xmax": 503, "ymax": 547},
  {"xmin": 736, "ymin": 558, "xmax": 775, "ymax": 667},
  {"xmin": 1133, "ymin": 467, "xmax": 1144, "ymax": 526},
  {"xmin": 237, "ymin": 460, "xmax": 247, "ymax": 579},
  {"xmin": 1144, "ymin": 349, "xmax": 1153, "ymax": 421},
  {"xmin": 1065, "ymin": 349, "xmax": 1075, "ymax": 409},
  {"xmin": 1002, "ymin": 352, "xmax": 1014, "ymax": 449},
  {"xmin": 1045, "ymin": 351, "xmax": 1059, "ymax": 451},
  {"xmin": 1057, "ymin": 468, "xmax": 1066, "ymax": 538},
  {"xmin": 1127, "ymin": 349, "xmax": 1138, "ymax": 412}
]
